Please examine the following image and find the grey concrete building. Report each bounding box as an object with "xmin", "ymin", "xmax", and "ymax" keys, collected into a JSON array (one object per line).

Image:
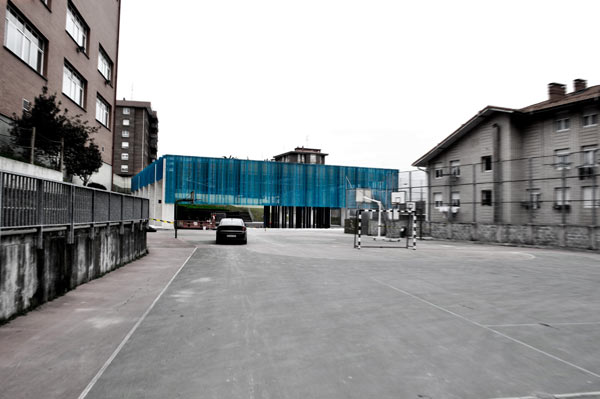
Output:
[
  {"xmin": 0, "ymin": 0, "xmax": 121, "ymax": 187},
  {"xmin": 413, "ymin": 79, "xmax": 599, "ymax": 227},
  {"xmin": 273, "ymin": 147, "xmax": 328, "ymax": 164},
  {"xmin": 113, "ymin": 100, "xmax": 158, "ymax": 178}
]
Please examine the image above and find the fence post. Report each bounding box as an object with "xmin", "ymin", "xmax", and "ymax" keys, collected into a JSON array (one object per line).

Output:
[
  {"xmin": 119, "ymin": 194, "xmax": 124, "ymax": 235},
  {"xmin": 0, "ymin": 171, "xmax": 3, "ymax": 238},
  {"xmin": 36, "ymin": 178, "xmax": 44, "ymax": 249},
  {"xmin": 561, "ymin": 165, "xmax": 567, "ymax": 226},
  {"xmin": 68, "ymin": 185, "xmax": 74, "ymax": 244},
  {"xmin": 529, "ymin": 158, "xmax": 534, "ymax": 224}
]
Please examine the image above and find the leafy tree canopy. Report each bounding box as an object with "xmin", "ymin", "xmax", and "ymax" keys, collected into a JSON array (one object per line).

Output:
[{"xmin": 10, "ymin": 87, "xmax": 103, "ymax": 185}]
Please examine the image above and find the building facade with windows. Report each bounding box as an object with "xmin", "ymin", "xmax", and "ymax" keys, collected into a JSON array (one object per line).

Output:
[
  {"xmin": 113, "ymin": 100, "xmax": 158, "ymax": 178},
  {"xmin": 0, "ymin": 0, "xmax": 120, "ymax": 187},
  {"xmin": 413, "ymin": 79, "xmax": 600, "ymax": 226},
  {"xmin": 273, "ymin": 147, "xmax": 328, "ymax": 164}
]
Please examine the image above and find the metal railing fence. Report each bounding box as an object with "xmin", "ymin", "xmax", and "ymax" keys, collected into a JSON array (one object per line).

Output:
[
  {"xmin": 0, "ymin": 170, "xmax": 149, "ymax": 229},
  {"xmin": 399, "ymin": 149, "xmax": 600, "ymax": 226}
]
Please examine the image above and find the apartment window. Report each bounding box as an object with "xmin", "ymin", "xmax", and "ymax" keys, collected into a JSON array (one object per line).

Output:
[
  {"xmin": 4, "ymin": 6, "xmax": 46, "ymax": 74},
  {"xmin": 433, "ymin": 192, "xmax": 443, "ymax": 208},
  {"xmin": 582, "ymin": 187, "xmax": 600, "ymax": 208},
  {"xmin": 122, "ymin": 142, "xmax": 129, "ymax": 149},
  {"xmin": 122, "ymin": 107, "xmax": 130, "ymax": 115},
  {"xmin": 62, "ymin": 63, "xmax": 85, "ymax": 107},
  {"xmin": 554, "ymin": 187, "xmax": 571, "ymax": 205},
  {"xmin": 555, "ymin": 117, "xmax": 570, "ymax": 132},
  {"xmin": 120, "ymin": 165, "xmax": 128, "ymax": 172},
  {"xmin": 481, "ymin": 156, "xmax": 492, "ymax": 172},
  {"xmin": 434, "ymin": 162, "xmax": 443, "ymax": 178},
  {"xmin": 97, "ymin": 46, "xmax": 112, "ymax": 81},
  {"xmin": 66, "ymin": 3, "xmax": 88, "ymax": 51},
  {"xmin": 121, "ymin": 153, "xmax": 129, "ymax": 160},
  {"xmin": 582, "ymin": 146, "xmax": 597, "ymax": 166},
  {"xmin": 95, "ymin": 95, "xmax": 110, "ymax": 127},
  {"xmin": 450, "ymin": 160, "xmax": 460, "ymax": 176},
  {"xmin": 481, "ymin": 190, "xmax": 492, "ymax": 206},
  {"xmin": 123, "ymin": 119, "xmax": 130, "ymax": 126},
  {"xmin": 528, "ymin": 190, "xmax": 541, "ymax": 210},
  {"xmin": 121, "ymin": 130, "xmax": 129, "ymax": 138},
  {"xmin": 583, "ymin": 113, "xmax": 598, "ymax": 128},
  {"xmin": 554, "ymin": 149, "xmax": 570, "ymax": 169},
  {"xmin": 451, "ymin": 192, "xmax": 460, "ymax": 207}
]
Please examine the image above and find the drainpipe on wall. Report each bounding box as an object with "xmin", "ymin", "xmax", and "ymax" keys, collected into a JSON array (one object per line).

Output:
[{"xmin": 492, "ymin": 123, "xmax": 502, "ymax": 223}]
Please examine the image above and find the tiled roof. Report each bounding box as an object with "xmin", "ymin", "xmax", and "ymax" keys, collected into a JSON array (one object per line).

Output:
[
  {"xmin": 520, "ymin": 84, "xmax": 600, "ymax": 113},
  {"xmin": 412, "ymin": 83, "xmax": 600, "ymax": 167}
]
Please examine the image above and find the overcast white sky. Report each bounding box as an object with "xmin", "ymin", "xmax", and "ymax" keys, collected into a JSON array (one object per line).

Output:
[{"xmin": 117, "ymin": 0, "xmax": 600, "ymax": 171}]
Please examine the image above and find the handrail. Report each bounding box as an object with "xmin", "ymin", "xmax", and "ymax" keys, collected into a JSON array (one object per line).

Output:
[{"xmin": 0, "ymin": 170, "xmax": 149, "ymax": 229}]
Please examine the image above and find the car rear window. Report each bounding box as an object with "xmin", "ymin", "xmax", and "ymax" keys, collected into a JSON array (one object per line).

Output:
[{"xmin": 219, "ymin": 218, "xmax": 244, "ymax": 226}]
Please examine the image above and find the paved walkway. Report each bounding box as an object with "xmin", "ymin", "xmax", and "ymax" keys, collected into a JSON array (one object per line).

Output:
[{"xmin": 0, "ymin": 230, "xmax": 194, "ymax": 399}]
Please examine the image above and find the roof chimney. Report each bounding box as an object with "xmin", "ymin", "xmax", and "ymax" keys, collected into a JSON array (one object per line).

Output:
[
  {"xmin": 548, "ymin": 82, "xmax": 566, "ymax": 101},
  {"xmin": 574, "ymin": 79, "xmax": 587, "ymax": 92}
]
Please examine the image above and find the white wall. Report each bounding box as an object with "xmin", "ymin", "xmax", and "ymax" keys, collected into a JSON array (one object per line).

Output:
[{"xmin": 0, "ymin": 156, "xmax": 63, "ymax": 181}]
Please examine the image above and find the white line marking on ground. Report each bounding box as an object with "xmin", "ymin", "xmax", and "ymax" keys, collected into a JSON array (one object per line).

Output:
[
  {"xmin": 489, "ymin": 391, "xmax": 600, "ymax": 399},
  {"xmin": 509, "ymin": 251, "xmax": 536, "ymax": 260},
  {"xmin": 485, "ymin": 322, "xmax": 600, "ymax": 328},
  {"xmin": 370, "ymin": 277, "xmax": 600, "ymax": 380},
  {"xmin": 78, "ymin": 247, "xmax": 198, "ymax": 399}
]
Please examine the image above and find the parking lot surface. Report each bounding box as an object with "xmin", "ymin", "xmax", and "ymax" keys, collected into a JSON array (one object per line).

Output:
[{"xmin": 3, "ymin": 229, "xmax": 600, "ymax": 399}]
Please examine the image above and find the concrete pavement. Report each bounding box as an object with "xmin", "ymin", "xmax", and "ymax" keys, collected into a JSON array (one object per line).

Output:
[
  {"xmin": 2, "ymin": 229, "xmax": 600, "ymax": 399},
  {"xmin": 0, "ymin": 231, "xmax": 195, "ymax": 399}
]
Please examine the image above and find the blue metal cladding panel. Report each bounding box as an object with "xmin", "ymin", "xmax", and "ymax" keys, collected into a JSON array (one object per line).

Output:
[
  {"xmin": 132, "ymin": 157, "xmax": 163, "ymax": 192},
  {"xmin": 135, "ymin": 155, "xmax": 398, "ymax": 208}
]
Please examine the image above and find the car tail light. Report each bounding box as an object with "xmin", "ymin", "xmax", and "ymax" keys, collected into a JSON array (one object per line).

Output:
[{"xmin": 243, "ymin": 226, "xmax": 246, "ymax": 231}]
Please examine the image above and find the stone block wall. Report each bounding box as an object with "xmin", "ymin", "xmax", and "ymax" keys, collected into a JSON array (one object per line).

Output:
[{"xmin": 426, "ymin": 221, "xmax": 599, "ymax": 251}]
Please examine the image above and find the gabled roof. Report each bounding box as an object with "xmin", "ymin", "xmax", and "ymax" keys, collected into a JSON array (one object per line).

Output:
[
  {"xmin": 412, "ymin": 83, "xmax": 600, "ymax": 168},
  {"xmin": 520, "ymin": 84, "xmax": 600, "ymax": 113},
  {"xmin": 412, "ymin": 106, "xmax": 514, "ymax": 167}
]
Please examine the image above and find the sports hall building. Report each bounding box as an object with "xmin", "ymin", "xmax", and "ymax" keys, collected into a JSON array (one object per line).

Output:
[{"xmin": 132, "ymin": 155, "xmax": 398, "ymax": 228}]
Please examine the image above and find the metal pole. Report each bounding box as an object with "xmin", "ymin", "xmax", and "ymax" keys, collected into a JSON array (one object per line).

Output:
[
  {"xmin": 592, "ymin": 168, "xmax": 597, "ymax": 226},
  {"xmin": 412, "ymin": 211, "xmax": 417, "ymax": 250},
  {"xmin": 30, "ymin": 127, "xmax": 36, "ymax": 164},
  {"xmin": 561, "ymin": 165, "xmax": 567, "ymax": 225},
  {"xmin": 357, "ymin": 210, "xmax": 362, "ymax": 250},
  {"xmin": 529, "ymin": 158, "xmax": 534, "ymax": 224},
  {"xmin": 0, "ymin": 171, "xmax": 3, "ymax": 235},
  {"xmin": 472, "ymin": 163, "xmax": 476, "ymax": 223},
  {"xmin": 408, "ymin": 171, "xmax": 412, "ymax": 202}
]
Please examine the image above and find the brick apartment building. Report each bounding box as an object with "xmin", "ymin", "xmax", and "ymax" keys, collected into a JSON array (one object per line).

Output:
[
  {"xmin": 113, "ymin": 100, "xmax": 158, "ymax": 177},
  {"xmin": 413, "ymin": 79, "xmax": 599, "ymax": 227},
  {"xmin": 0, "ymin": 0, "xmax": 120, "ymax": 187}
]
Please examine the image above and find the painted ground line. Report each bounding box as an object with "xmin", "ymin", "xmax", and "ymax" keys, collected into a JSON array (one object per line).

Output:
[
  {"xmin": 370, "ymin": 277, "xmax": 600, "ymax": 380},
  {"xmin": 489, "ymin": 391, "xmax": 600, "ymax": 399},
  {"xmin": 485, "ymin": 322, "xmax": 600, "ymax": 328},
  {"xmin": 78, "ymin": 247, "xmax": 199, "ymax": 399}
]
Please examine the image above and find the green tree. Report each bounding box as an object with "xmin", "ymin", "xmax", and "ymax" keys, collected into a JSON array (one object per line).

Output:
[{"xmin": 10, "ymin": 87, "xmax": 103, "ymax": 184}]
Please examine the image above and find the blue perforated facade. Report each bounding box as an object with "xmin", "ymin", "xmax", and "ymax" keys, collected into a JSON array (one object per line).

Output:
[{"xmin": 133, "ymin": 155, "xmax": 398, "ymax": 208}]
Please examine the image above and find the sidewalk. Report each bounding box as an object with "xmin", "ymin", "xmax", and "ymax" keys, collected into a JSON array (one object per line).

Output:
[{"xmin": 0, "ymin": 231, "xmax": 196, "ymax": 399}]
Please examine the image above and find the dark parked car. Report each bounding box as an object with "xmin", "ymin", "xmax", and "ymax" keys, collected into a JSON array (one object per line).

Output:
[{"xmin": 216, "ymin": 218, "xmax": 247, "ymax": 244}]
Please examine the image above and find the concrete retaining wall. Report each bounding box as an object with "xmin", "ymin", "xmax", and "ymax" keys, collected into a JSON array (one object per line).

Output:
[
  {"xmin": 425, "ymin": 222, "xmax": 599, "ymax": 251},
  {"xmin": 0, "ymin": 223, "xmax": 147, "ymax": 323}
]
